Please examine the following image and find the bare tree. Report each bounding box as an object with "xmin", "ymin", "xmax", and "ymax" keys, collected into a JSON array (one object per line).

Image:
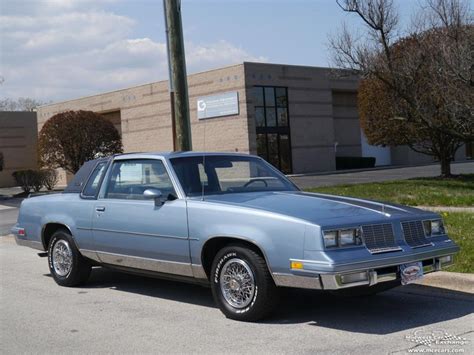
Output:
[
  {"xmin": 330, "ymin": 0, "xmax": 473, "ymax": 176},
  {"xmin": 0, "ymin": 97, "xmax": 47, "ymax": 111},
  {"xmin": 0, "ymin": 78, "xmax": 48, "ymax": 111}
]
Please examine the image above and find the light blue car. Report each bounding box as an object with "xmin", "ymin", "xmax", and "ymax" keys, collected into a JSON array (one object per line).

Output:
[{"xmin": 12, "ymin": 152, "xmax": 459, "ymax": 321}]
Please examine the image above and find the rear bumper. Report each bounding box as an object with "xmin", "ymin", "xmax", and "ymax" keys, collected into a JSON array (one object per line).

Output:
[
  {"xmin": 11, "ymin": 225, "xmax": 44, "ymax": 251},
  {"xmin": 273, "ymin": 247, "xmax": 458, "ymax": 290}
]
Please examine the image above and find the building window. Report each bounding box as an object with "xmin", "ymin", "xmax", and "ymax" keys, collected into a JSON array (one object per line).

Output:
[
  {"xmin": 252, "ymin": 86, "xmax": 292, "ymax": 173},
  {"xmin": 466, "ymin": 142, "xmax": 473, "ymax": 160}
]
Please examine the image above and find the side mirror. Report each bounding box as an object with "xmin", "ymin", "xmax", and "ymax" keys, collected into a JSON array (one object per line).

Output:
[{"xmin": 143, "ymin": 188, "xmax": 164, "ymax": 206}]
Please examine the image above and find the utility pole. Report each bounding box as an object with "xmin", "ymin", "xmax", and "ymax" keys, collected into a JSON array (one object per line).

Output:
[{"xmin": 163, "ymin": 0, "xmax": 192, "ymax": 151}]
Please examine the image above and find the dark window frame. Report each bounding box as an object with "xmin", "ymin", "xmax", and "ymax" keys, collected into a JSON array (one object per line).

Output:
[
  {"xmin": 253, "ymin": 85, "xmax": 293, "ymax": 173},
  {"xmin": 466, "ymin": 141, "xmax": 473, "ymax": 160}
]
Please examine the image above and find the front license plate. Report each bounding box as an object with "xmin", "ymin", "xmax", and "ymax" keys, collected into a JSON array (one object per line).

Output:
[{"xmin": 400, "ymin": 262, "xmax": 423, "ymax": 285}]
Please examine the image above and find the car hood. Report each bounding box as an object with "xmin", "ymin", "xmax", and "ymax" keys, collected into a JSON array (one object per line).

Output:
[{"xmin": 198, "ymin": 191, "xmax": 434, "ymax": 226}]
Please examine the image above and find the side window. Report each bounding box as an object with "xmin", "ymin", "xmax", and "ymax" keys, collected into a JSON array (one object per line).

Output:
[
  {"xmin": 82, "ymin": 162, "xmax": 107, "ymax": 197},
  {"xmin": 105, "ymin": 159, "xmax": 176, "ymax": 200}
]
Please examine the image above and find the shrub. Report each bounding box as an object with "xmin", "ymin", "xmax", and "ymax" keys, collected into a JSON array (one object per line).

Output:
[
  {"xmin": 38, "ymin": 110, "xmax": 122, "ymax": 174},
  {"xmin": 336, "ymin": 156, "xmax": 376, "ymax": 170},
  {"xmin": 12, "ymin": 169, "xmax": 60, "ymax": 193},
  {"xmin": 41, "ymin": 169, "xmax": 59, "ymax": 191},
  {"xmin": 12, "ymin": 170, "xmax": 39, "ymax": 193},
  {"xmin": 31, "ymin": 171, "xmax": 43, "ymax": 192}
]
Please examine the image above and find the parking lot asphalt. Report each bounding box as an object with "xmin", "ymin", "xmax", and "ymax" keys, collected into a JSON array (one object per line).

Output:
[
  {"xmin": 1, "ymin": 235, "xmax": 473, "ymax": 354},
  {"xmin": 0, "ymin": 198, "xmax": 20, "ymax": 236}
]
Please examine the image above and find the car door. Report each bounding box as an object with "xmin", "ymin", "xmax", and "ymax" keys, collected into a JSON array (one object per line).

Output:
[
  {"xmin": 74, "ymin": 159, "xmax": 110, "ymax": 252},
  {"xmin": 91, "ymin": 158, "xmax": 192, "ymax": 277}
]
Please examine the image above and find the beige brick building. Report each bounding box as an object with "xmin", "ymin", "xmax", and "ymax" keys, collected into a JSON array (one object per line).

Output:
[
  {"xmin": 0, "ymin": 112, "xmax": 38, "ymax": 187},
  {"xmin": 36, "ymin": 62, "xmax": 467, "ymax": 185}
]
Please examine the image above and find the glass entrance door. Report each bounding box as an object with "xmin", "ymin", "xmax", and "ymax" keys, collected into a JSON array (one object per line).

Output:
[{"xmin": 252, "ymin": 86, "xmax": 293, "ymax": 173}]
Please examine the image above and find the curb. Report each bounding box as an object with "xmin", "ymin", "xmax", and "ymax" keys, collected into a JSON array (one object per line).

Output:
[
  {"xmin": 415, "ymin": 271, "xmax": 474, "ymax": 294},
  {"xmin": 415, "ymin": 206, "xmax": 474, "ymax": 213},
  {"xmin": 286, "ymin": 160, "xmax": 473, "ymax": 178}
]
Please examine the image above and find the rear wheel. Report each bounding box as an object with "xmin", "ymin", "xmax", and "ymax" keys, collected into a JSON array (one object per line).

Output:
[
  {"xmin": 47, "ymin": 229, "xmax": 91, "ymax": 287},
  {"xmin": 210, "ymin": 245, "xmax": 279, "ymax": 322}
]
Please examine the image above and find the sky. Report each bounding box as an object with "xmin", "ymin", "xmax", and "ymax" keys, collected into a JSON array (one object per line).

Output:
[{"xmin": 1, "ymin": 0, "xmax": 430, "ymax": 103}]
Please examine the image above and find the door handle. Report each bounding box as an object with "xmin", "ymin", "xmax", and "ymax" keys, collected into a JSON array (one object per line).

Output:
[{"xmin": 95, "ymin": 206, "xmax": 106, "ymax": 212}]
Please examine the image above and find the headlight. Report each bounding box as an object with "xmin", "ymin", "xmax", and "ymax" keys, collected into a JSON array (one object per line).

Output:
[
  {"xmin": 323, "ymin": 231, "xmax": 338, "ymax": 248},
  {"xmin": 323, "ymin": 228, "xmax": 362, "ymax": 248},
  {"xmin": 431, "ymin": 220, "xmax": 444, "ymax": 234},
  {"xmin": 339, "ymin": 229, "xmax": 358, "ymax": 246},
  {"xmin": 423, "ymin": 219, "xmax": 446, "ymax": 237}
]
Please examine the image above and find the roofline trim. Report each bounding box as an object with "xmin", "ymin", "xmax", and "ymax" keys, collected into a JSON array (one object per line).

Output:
[{"xmin": 37, "ymin": 63, "xmax": 246, "ymax": 109}]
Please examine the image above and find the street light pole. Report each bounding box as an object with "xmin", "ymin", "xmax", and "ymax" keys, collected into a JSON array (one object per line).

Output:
[{"xmin": 163, "ymin": 0, "xmax": 192, "ymax": 151}]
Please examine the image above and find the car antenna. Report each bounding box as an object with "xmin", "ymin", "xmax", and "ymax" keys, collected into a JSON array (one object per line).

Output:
[{"xmin": 201, "ymin": 116, "xmax": 206, "ymax": 201}]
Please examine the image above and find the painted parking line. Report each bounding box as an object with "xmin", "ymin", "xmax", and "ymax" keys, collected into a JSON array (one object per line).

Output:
[{"xmin": 0, "ymin": 205, "xmax": 15, "ymax": 211}]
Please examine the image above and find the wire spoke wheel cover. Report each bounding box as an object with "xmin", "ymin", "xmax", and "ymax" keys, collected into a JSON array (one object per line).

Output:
[
  {"xmin": 219, "ymin": 258, "xmax": 256, "ymax": 309},
  {"xmin": 52, "ymin": 239, "xmax": 73, "ymax": 277}
]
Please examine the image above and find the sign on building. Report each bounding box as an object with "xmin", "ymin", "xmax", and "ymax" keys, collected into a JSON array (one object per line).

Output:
[{"xmin": 197, "ymin": 91, "xmax": 239, "ymax": 120}]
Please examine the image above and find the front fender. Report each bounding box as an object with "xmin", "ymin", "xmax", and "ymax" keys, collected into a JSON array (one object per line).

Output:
[{"xmin": 187, "ymin": 200, "xmax": 310, "ymax": 275}]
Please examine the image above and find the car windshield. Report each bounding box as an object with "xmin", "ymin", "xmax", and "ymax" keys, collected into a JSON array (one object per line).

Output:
[{"xmin": 170, "ymin": 155, "xmax": 298, "ymax": 197}]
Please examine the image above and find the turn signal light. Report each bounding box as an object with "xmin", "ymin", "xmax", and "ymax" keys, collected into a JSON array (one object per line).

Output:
[{"xmin": 290, "ymin": 261, "xmax": 303, "ymax": 270}]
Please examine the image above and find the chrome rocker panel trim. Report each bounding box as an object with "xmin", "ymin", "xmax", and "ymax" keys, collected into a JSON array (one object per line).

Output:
[
  {"xmin": 79, "ymin": 249, "xmax": 209, "ymax": 280},
  {"xmin": 84, "ymin": 250, "xmax": 193, "ymax": 277}
]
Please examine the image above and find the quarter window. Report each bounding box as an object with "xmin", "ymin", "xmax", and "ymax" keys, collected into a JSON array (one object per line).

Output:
[
  {"xmin": 82, "ymin": 162, "xmax": 107, "ymax": 197},
  {"xmin": 105, "ymin": 159, "xmax": 176, "ymax": 200}
]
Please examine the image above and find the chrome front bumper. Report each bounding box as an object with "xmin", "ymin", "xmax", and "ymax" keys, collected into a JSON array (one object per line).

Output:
[{"xmin": 272, "ymin": 254, "xmax": 455, "ymax": 290}]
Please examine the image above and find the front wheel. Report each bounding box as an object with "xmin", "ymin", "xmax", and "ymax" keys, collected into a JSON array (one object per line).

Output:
[
  {"xmin": 210, "ymin": 245, "xmax": 279, "ymax": 322},
  {"xmin": 47, "ymin": 229, "xmax": 91, "ymax": 287}
]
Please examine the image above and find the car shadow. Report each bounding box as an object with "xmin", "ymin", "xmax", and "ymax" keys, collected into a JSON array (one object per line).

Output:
[
  {"xmin": 268, "ymin": 286, "xmax": 474, "ymax": 334},
  {"xmin": 76, "ymin": 267, "xmax": 473, "ymax": 334},
  {"xmin": 84, "ymin": 267, "xmax": 216, "ymax": 308}
]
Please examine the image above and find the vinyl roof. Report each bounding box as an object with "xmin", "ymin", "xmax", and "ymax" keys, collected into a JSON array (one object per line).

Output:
[{"xmin": 113, "ymin": 151, "xmax": 253, "ymax": 159}]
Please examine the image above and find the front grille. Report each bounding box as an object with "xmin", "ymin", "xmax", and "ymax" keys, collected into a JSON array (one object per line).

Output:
[
  {"xmin": 402, "ymin": 220, "xmax": 432, "ymax": 248},
  {"xmin": 362, "ymin": 223, "xmax": 401, "ymax": 253}
]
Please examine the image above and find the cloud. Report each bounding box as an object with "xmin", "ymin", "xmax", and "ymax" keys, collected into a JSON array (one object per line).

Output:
[
  {"xmin": 2, "ymin": 0, "xmax": 119, "ymax": 15},
  {"xmin": 186, "ymin": 40, "xmax": 267, "ymax": 69},
  {"xmin": 0, "ymin": 2, "xmax": 266, "ymax": 102},
  {"xmin": 1, "ymin": 11, "xmax": 135, "ymax": 58}
]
